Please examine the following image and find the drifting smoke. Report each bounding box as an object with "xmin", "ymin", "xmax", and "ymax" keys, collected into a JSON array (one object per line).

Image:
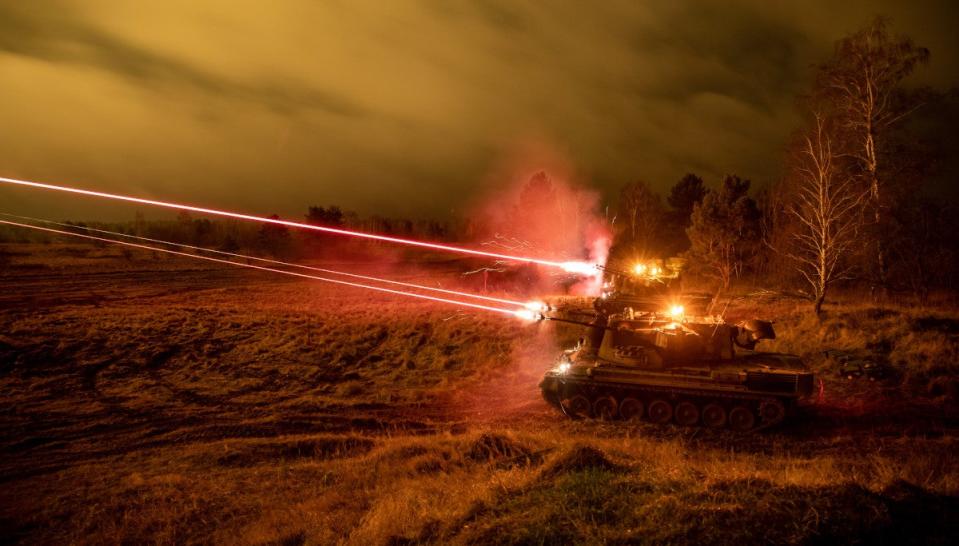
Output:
[
  {"xmin": 573, "ymin": 223, "xmax": 611, "ymax": 296},
  {"xmin": 468, "ymin": 144, "xmax": 611, "ymax": 296}
]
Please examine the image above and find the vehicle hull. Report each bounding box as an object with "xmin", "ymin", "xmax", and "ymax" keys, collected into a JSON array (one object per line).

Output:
[{"xmin": 540, "ymin": 354, "xmax": 814, "ymax": 431}]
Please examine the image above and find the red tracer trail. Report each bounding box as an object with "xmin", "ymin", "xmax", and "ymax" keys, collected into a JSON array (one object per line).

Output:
[
  {"xmin": 0, "ymin": 219, "xmax": 539, "ymax": 320},
  {"xmin": 0, "ymin": 213, "xmax": 530, "ymax": 309},
  {"xmin": 0, "ymin": 176, "xmax": 596, "ymax": 274}
]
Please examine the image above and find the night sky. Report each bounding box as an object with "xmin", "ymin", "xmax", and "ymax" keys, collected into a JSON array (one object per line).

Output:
[{"xmin": 1, "ymin": 1, "xmax": 957, "ymax": 221}]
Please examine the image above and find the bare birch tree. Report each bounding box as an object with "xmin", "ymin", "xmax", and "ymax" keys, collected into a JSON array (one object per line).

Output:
[
  {"xmin": 784, "ymin": 114, "xmax": 867, "ymax": 315},
  {"xmin": 814, "ymin": 17, "xmax": 929, "ymax": 290}
]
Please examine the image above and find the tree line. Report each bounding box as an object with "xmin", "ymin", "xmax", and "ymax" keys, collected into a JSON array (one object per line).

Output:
[
  {"xmin": 0, "ymin": 206, "xmax": 460, "ymax": 262},
  {"xmin": 611, "ymin": 17, "xmax": 958, "ymax": 313}
]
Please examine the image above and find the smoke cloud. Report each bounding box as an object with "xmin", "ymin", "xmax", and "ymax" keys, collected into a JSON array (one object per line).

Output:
[{"xmin": 467, "ymin": 142, "xmax": 611, "ymax": 295}]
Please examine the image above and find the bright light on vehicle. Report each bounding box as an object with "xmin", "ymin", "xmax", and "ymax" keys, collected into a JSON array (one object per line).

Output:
[
  {"xmin": 669, "ymin": 304, "xmax": 685, "ymax": 320},
  {"xmin": 557, "ymin": 362, "xmax": 571, "ymax": 374},
  {"xmin": 633, "ymin": 263, "xmax": 647, "ymax": 275}
]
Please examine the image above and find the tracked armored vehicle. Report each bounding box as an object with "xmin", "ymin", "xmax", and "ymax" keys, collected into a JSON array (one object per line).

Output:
[{"xmin": 539, "ymin": 307, "xmax": 814, "ymax": 431}]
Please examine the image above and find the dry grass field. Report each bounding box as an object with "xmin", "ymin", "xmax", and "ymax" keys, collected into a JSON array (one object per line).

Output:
[{"xmin": 2, "ymin": 243, "xmax": 958, "ymax": 545}]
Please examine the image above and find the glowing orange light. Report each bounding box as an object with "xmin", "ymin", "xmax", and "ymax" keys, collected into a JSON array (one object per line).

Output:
[
  {"xmin": 632, "ymin": 263, "xmax": 647, "ymax": 275},
  {"xmin": 0, "ymin": 219, "xmax": 532, "ymax": 319},
  {"xmin": 668, "ymin": 304, "xmax": 685, "ymax": 320},
  {"xmin": 0, "ymin": 176, "xmax": 598, "ymax": 274}
]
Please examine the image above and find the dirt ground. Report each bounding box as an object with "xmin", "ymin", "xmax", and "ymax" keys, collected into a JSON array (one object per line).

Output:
[{"xmin": 1, "ymin": 244, "xmax": 958, "ymax": 545}]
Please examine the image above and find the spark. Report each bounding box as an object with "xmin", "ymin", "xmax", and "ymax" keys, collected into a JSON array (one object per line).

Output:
[
  {"xmin": 512, "ymin": 309, "xmax": 543, "ymax": 322},
  {"xmin": 0, "ymin": 219, "xmax": 535, "ymax": 319},
  {"xmin": 0, "ymin": 213, "xmax": 531, "ymax": 309},
  {"xmin": 0, "ymin": 176, "xmax": 597, "ymax": 273}
]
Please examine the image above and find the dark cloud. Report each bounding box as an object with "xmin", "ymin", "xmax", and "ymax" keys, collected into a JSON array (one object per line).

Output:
[
  {"xmin": 0, "ymin": 0, "xmax": 955, "ymax": 221},
  {"xmin": 632, "ymin": 3, "xmax": 810, "ymax": 108}
]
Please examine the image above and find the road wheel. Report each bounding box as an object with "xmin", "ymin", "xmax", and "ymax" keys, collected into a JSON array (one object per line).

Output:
[
  {"xmin": 674, "ymin": 401, "xmax": 700, "ymax": 426},
  {"xmin": 593, "ymin": 396, "xmax": 618, "ymax": 420},
  {"xmin": 702, "ymin": 403, "xmax": 727, "ymax": 428},
  {"xmin": 619, "ymin": 398, "xmax": 643, "ymax": 421},
  {"xmin": 566, "ymin": 395, "xmax": 592, "ymax": 419},
  {"xmin": 729, "ymin": 406, "xmax": 756, "ymax": 431},
  {"xmin": 760, "ymin": 399, "xmax": 786, "ymax": 425},
  {"xmin": 647, "ymin": 399, "xmax": 673, "ymax": 424}
]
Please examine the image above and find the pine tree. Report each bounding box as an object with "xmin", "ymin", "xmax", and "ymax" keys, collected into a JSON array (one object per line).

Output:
[{"xmin": 685, "ymin": 176, "xmax": 760, "ymax": 289}]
